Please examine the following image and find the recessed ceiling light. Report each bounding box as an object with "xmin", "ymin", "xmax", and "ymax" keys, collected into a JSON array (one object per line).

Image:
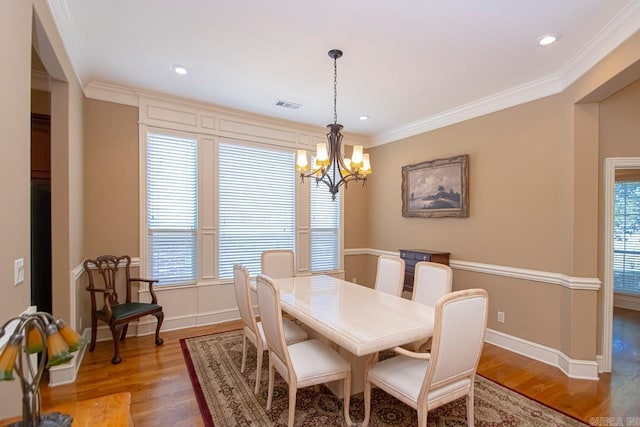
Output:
[
  {"xmin": 359, "ymin": 115, "xmax": 369, "ymax": 121},
  {"xmin": 538, "ymin": 33, "xmax": 560, "ymax": 46},
  {"xmin": 172, "ymin": 65, "xmax": 188, "ymax": 75}
]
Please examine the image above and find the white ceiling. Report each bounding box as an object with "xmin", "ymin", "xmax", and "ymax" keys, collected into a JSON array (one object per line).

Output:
[{"xmin": 49, "ymin": 0, "xmax": 640, "ymax": 144}]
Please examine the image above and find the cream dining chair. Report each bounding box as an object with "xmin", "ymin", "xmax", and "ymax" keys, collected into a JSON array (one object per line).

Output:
[
  {"xmin": 374, "ymin": 255, "xmax": 405, "ymax": 297},
  {"xmin": 233, "ymin": 265, "xmax": 307, "ymax": 394},
  {"xmin": 256, "ymin": 274, "xmax": 353, "ymax": 427},
  {"xmin": 363, "ymin": 289, "xmax": 488, "ymax": 427},
  {"xmin": 261, "ymin": 249, "xmax": 295, "ymax": 279}
]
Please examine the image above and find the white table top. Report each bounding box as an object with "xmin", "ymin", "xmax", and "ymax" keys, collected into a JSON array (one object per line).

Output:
[{"xmin": 267, "ymin": 275, "xmax": 435, "ymax": 356}]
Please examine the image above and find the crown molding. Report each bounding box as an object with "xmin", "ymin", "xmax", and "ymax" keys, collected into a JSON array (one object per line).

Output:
[
  {"xmin": 370, "ymin": 0, "xmax": 640, "ymax": 147},
  {"xmin": 84, "ymin": 81, "xmax": 139, "ymax": 107},
  {"xmin": 45, "ymin": 0, "xmax": 87, "ymax": 87}
]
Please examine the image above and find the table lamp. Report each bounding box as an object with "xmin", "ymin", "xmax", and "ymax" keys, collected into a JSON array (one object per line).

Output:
[{"xmin": 0, "ymin": 311, "xmax": 86, "ymax": 427}]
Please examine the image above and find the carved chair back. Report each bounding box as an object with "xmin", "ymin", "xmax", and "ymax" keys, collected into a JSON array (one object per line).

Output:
[{"xmin": 84, "ymin": 255, "xmax": 132, "ymax": 311}]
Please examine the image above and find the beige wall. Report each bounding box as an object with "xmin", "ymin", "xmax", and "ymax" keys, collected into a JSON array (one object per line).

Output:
[
  {"xmin": 0, "ymin": 0, "xmax": 34, "ymax": 416},
  {"xmin": 83, "ymin": 99, "xmax": 140, "ymax": 257}
]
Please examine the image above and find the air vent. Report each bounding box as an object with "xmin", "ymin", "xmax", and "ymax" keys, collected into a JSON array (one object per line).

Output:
[{"xmin": 275, "ymin": 100, "xmax": 302, "ymax": 110}]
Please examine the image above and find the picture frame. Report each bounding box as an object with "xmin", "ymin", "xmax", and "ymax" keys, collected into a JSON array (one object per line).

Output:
[{"xmin": 401, "ymin": 154, "xmax": 469, "ymax": 218}]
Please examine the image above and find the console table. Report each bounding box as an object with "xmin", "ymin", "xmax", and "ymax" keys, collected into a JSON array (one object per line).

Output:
[{"xmin": 399, "ymin": 249, "xmax": 451, "ymax": 293}]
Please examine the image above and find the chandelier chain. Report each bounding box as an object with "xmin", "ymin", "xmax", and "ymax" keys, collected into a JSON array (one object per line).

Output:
[{"xmin": 333, "ymin": 55, "xmax": 338, "ymax": 125}]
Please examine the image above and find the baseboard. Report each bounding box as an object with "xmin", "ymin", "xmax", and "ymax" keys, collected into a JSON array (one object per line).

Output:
[
  {"xmin": 83, "ymin": 308, "xmax": 242, "ymax": 343},
  {"xmin": 48, "ymin": 339, "xmax": 87, "ymax": 387},
  {"xmin": 486, "ymin": 329, "xmax": 599, "ymax": 380},
  {"xmin": 613, "ymin": 293, "xmax": 640, "ymax": 311}
]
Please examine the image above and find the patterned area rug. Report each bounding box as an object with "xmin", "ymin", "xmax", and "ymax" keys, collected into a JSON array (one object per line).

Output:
[{"xmin": 181, "ymin": 330, "xmax": 586, "ymax": 426}]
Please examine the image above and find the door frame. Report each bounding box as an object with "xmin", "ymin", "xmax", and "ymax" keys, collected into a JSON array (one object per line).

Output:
[{"xmin": 603, "ymin": 157, "xmax": 640, "ymax": 372}]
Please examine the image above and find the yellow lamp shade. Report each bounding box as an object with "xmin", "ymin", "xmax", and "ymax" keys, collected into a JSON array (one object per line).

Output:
[
  {"xmin": 361, "ymin": 153, "xmax": 372, "ymax": 175},
  {"xmin": 351, "ymin": 145, "xmax": 364, "ymax": 168},
  {"xmin": 26, "ymin": 325, "xmax": 44, "ymax": 354},
  {"xmin": 295, "ymin": 150, "xmax": 308, "ymax": 172},
  {"xmin": 316, "ymin": 143, "xmax": 330, "ymax": 166},
  {"xmin": 0, "ymin": 334, "xmax": 21, "ymax": 380},
  {"xmin": 56, "ymin": 320, "xmax": 86, "ymax": 352},
  {"xmin": 45, "ymin": 324, "xmax": 73, "ymax": 368}
]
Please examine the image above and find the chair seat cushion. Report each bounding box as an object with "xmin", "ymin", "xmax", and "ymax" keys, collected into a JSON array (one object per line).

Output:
[
  {"xmin": 257, "ymin": 318, "xmax": 307, "ymax": 346},
  {"xmin": 98, "ymin": 302, "xmax": 162, "ymax": 321},
  {"xmin": 369, "ymin": 354, "xmax": 471, "ymax": 405},
  {"xmin": 288, "ymin": 339, "xmax": 350, "ymax": 383}
]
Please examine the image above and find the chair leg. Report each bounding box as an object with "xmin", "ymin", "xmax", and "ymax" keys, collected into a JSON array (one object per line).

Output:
[
  {"xmin": 287, "ymin": 385, "xmax": 297, "ymax": 427},
  {"xmin": 120, "ymin": 323, "xmax": 129, "ymax": 341},
  {"xmin": 240, "ymin": 335, "xmax": 248, "ymax": 373},
  {"xmin": 266, "ymin": 363, "xmax": 275, "ymax": 410},
  {"xmin": 110, "ymin": 325, "xmax": 122, "ymax": 364},
  {"xmin": 254, "ymin": 346, "xmax": 263, "ymax": 395},
  {"xmin": 417, "ymin": 406, "xmax": 428, "ymax": 427},
  {"xmin": 362, "ymin": 380, "xmax": 372, "ymax": 427},
  {"xmin": 466, "ymin": 390, "xmax": 474, "ymax": 427},
  {"xmin": 153, "ymin": 311, "xmax": 164, "ymax": 345},
  {"xmin": 89, "ymin": 317, "xmax": 97, "ymax": 352},
  {"xmin": 342, "ymin": 371, "xmax": 353, "ymax": 427}
]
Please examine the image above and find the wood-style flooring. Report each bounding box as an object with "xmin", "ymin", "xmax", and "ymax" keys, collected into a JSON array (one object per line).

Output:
[{"xmin": 37, "ymin": 309, "xmax": 639, "ymax": 426}]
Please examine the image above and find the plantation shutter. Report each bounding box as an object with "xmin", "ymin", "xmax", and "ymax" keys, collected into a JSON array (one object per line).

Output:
[
  {"xmin": 218, "ymin": 142, "xmax": 295, "ymax": 278},
  {"xmin": 310, "ymin": 168, "xmax": 341, "ymax": 272},
  {"xmin": 146, "ymin": 133, "xmax": 198, "ymax": 286},
  {"xmin": 614, "ymin": 179, "xmax": 640, "ymax": 295}
]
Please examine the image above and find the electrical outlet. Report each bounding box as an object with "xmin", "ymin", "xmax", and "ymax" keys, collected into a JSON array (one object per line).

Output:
[
  {"xmin": 14, "ymin": 258, "xmax": 24, "ymax": 286},
  {"xmin": 352, "ymin": 277, "xmax": 358, "ymax": 284},
  {"xmin": 497, "ymin": 311, "xmax": 505, "ymax": 323}
]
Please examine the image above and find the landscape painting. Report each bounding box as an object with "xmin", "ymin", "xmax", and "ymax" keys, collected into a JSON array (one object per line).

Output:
[{"xmin": 401, "ymin": 154, "xmax": 469, "ymax": 218}]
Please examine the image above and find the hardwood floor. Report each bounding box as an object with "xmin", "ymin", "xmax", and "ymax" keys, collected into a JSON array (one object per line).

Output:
[{"xmin": 37, "ymin": 310, "xmax": 639, "ymax": 426}]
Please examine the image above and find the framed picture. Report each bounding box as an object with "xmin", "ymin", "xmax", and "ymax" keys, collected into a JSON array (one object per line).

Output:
[{"xmin": 401, "ymin": 154, "xmax": 469, "ymax": 218}]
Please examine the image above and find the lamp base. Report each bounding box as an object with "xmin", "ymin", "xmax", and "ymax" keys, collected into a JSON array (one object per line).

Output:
[{"xmin": 7, "ymin": 412, "xmax": 73, "ymax": 427}]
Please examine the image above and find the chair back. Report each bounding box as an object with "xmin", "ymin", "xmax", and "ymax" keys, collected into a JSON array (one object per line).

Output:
[
  {"xmin": 84, "ymin": 255, "xmax": 132, "ymax": 308},
  {"xmin": 256, "ymin": 274, "xmax": 292, "ymax": 369},
  {"xmin": 233, "ymin": 264, "xmax": 258, "ymax": 333},
  {"xmin": 423, "ymin": 289, "xmax": 488, "ymax": 393},
  {"xmin": 261, "ymin": 250, "xmax": 295, "ymax": 279},
  {"xmin": 374, "ymin": 255, "xmax": 405, "ymax": 296},
  {"xmin": 412, "ymin": 262, "xmax": 453, "ymax": 307}
]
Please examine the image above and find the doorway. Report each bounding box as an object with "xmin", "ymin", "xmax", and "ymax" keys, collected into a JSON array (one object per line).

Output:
[{"xmin": 603, "ymin": 158, "xmax": 640, "ymax": 372}]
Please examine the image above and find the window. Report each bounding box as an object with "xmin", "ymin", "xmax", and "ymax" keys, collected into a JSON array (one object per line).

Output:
[
  {"xmin": 218, "ymin": 142, "xmax": 296, "ymax": 278},
  {"xmin": 146, "ymin": 133, "xmax": 198, "ymax": 286},
  {"xmin": 614, "ymin": 179, "xmax": 640, "ymax": 295},
  {"xmin": 310, "ymin": 179, "xmax": 341, "ymax": 272}
]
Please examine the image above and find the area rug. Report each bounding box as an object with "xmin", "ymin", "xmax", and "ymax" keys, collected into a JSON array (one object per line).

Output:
[{"xmin": 181, "ymin": 330, "xmax": 586, "ymax": 426}]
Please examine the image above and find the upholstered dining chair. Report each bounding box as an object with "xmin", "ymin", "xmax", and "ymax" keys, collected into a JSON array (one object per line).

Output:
[
  {"xmin": 233, "ymin": 265, "xmax": 307, "ymax": 394},
  {"xmin": 373, "ymin": 255, "xmax": 405, "ymax": 297},
  {"xmin": 84, "ymin": 255, "xmax": 164, "ymax": 364},
  {"xmin": 363, "ymin": 289, "xmax": 488, "ymax": 427},
  {"xmin": 261, "ymin": 249, "xmax": 295, "ymax": 279},
  {"xmin": 404, "ymin": 261, "xmax": 454, "ymax": 352},
  {"xmin": 256, "ymin": 274, "xmax": 353, "ymax": 427},
  {"xmin": 412, "ymin": 261, "xmax": 453, "ymax": 307}
]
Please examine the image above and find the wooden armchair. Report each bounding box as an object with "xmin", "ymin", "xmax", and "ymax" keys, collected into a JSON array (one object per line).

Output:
[{"xmin": 84, "ymin": 255, "xmax": 164, "ymax": 364}]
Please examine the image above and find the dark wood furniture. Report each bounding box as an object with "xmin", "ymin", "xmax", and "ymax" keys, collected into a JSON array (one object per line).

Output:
[
  {"xmin": 84, "ymin": 255, "xmax": 164, "ymax": 364},
  {"xmin": 399, "ymin": 249, "xmax": 451, "ymax": 293}
]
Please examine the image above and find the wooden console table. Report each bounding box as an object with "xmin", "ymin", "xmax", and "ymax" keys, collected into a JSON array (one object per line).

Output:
[
  {"xmin": 399, "ymin": 249, "xmax": 450, "ymax": 293},
  {"xmin": 0, "ymin": 392, "xmax": 133, "ymax": 427}
]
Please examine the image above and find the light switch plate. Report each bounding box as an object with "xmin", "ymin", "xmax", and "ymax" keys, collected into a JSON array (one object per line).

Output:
[{"xmin": 14, "ymin": 258, "xmax": 24, "ymax": 286}]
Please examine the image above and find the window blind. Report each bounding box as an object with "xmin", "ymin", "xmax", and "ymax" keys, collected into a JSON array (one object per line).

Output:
[
  {"xmin": 614, "ymin": 180, "xmax": 640, "ymax": 295},
  {"xmin": 310, "ymin": 166, "xmax": 341, "ymax": 272},
  {"xmin": 146, "ymin": 133, "xmax": 198, "ymax": 286},
  {"xmin": 218, "ymin": 142, "xmax": 295, "ymax": 278}
]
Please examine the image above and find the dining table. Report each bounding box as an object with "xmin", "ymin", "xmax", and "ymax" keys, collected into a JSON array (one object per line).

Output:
[{"xmin": 254, "ymin": 274, "xmax": 436, "ymax": 396}]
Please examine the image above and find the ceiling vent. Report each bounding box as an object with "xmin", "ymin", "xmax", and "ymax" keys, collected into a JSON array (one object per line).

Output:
[{"xmin": 275, "ymin": 100, "xmax": 302, "ymax": 110}]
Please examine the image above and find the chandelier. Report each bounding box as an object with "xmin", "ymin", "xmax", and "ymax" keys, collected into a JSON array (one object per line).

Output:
[{"xmin": 296, "ymin": 49, "xmax": 372, "ymax": 200}]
